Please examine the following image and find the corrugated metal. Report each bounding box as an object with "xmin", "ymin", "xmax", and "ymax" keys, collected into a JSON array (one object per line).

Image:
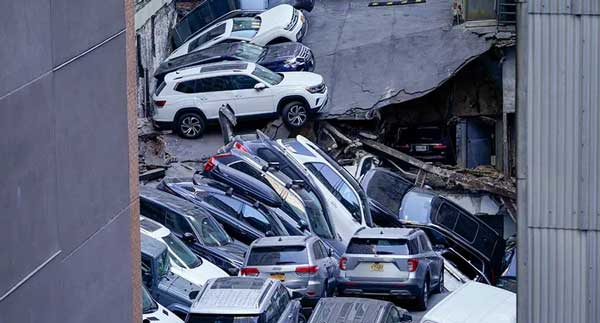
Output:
[
  {"xmin": 524, "ymin": 5, "xmax": 600, "ymax": 323},
  {"xmin": 527, "ymin": 13, "xmax": 582, "ymax": 230},
  {"xmin": 572, "ymin": 0, "xmax": 600, "ymax": 15}
]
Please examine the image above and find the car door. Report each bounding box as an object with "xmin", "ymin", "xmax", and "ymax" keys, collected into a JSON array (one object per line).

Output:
[
  {"xmin": 316, "ymin": 240, "xmax": 338, "ymax": 288},
  {"xmin": 419, "ymin": 233, "xmax": 442, "ymax": 286},
  {"xmin": 192, "ymin": 76, "xmax": 237, "ymax": 119},
  {"xmin": 229, "ymin": 74, "xmax": 275, "ymax": 116}
]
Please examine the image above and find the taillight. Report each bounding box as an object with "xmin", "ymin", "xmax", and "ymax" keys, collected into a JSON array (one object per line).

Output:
[
  {"xmin": 399, "ymin": 144, "xmax": 410, "ymax": 151},
  {"xmin": 154, "ymin": 100, "xmax": 166, "ymax": 107},
  {"xmin": 432, "ymin": 144, "xmax": 447, "ymax": 149},
  {"xmin": 240, "ymin": 267, "xmax": 260, "ymax": 276},
  {"xmin": 408, "ymin": 258, "xmax": 419, "ymax": 272},
  {"xmin": 339, "ymin": 257, "xmax": 347, "ymax": 270},
  {"xmin": 295, "ymin": 265, "xmax": 318, "ymax": 275},
  {"xmin": 204, "ymin": 157, "xmax": 216, "ymax": 172},
  {"xmin": 233, "ymin": 142, "xmax": 249, "ymax": 153}
]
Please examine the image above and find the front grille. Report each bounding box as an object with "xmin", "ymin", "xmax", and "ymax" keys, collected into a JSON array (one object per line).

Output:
[
  {"xmin": 299, "ymin": 46, "xmax": 311, "ymax": 59},
  {"xmin": 285, "ymin": 10, "xmax": 299, "ymax": 31}
]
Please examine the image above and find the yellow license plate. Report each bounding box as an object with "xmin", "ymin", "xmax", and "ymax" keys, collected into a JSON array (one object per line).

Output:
[
  {"xmin": 271, "ymin": 273, "xmax": 285, "ymax": 281},
  {"xmin": 370, "ymin": 263, "xmax": 384, "ymax": 272}
]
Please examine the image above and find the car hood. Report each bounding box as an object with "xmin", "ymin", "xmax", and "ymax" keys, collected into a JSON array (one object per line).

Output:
[
  {"xmin": 158, "ymin": 272, "xmax": 201, "ymax": 306},
  {"xmin": 143, "ymin": 303, "xmax": 184, "ymax": 323},
  {"xmin": 256, "ymin": 4, "xmax": 294, "ymax": 35},
  {"xmin": 279, "ymin": 72, "xmax": 323, "ymax": 87},
  {"xmin": 261, "ymin": 43, "xmax": 305, "ymax": 62},
  {"xmin": 171, "ymin": 260, "xmax": 229, "ymax": 287}
]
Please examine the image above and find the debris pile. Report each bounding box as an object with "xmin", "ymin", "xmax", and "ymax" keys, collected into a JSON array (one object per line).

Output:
[{"xmin": 138, "ymin": 118, "xmax": 171, "ymax": 181}]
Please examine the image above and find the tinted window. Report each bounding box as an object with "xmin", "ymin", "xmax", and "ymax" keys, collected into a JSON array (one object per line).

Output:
[
  {"xmin": 155, "ymin": 81, "xmax": 167, "ymax": 95},
  {"xmin": 247, "ymin": 246, "xmax": 308, "ymax": 265},
  {"xmin": 312, "ymin": 243, "xmax": 324, "ymax": 259},
  {"xmin": 192, "ymin": 216, "xmax": 232, "ymax": 247},
  {"xmin": 436, "ymin": 203, "xmax": 459, "ymax": 230},
  {"xmin": 409, "ymin": 238, "xmax": 420, "ymax": 254},
  {"xmin": 241, "ymin": 206, "xmax": 273, "ymax": 234},
  {"xmin": 163, "ymin": 233, "xmax": 201, "ymax": 268},
  {"xmin": 365, "ymin": 170, "xmax": 413, "ymax": 214},
  {"xmin": 346, "ymin": 238, "xmax": 414, "ymax": 255},
  {"xmin": 165, "ymin": 211, "xmax": 193, "ymax": 235},
  {"xmin": 306, "ymin": 162, "xmax": 340, "ymax": 193},
  {"xmin": 204, "ymin": 195, "xmax": 243, "ymax": 218},
  {"xmin": 229, "ymin": 161, "xmax": 263, "ymax": 179},
  {"xmin": 140, "ymin": 200, "xmax": 166, "ymax": 224},
  {"xmin": 175, "ymin": 80, "xmax": 196, "ymax": 93},
  {"xmin": 386, "ymin": 307, "xmax": 401, "ymax": 323},
  {"xmin": 317, "ymin": 241, "xmax": 330, "ymax": 258},
  {"xmin": 455, "ymin": 214, "xmax": 479, "ymax": 243},
  {"xmin": 197, "ymin": 76, "xmax": 234, "ymax": 92},
  {"xmin": 230, "ymin": 75, "xmax": 259, "ymax": 90},
  {"xmin": 337, "ymin": 181, "xmax": 361, "ymax": 222},
  {"xmin": 419, "ymin": 235, "xmax": 432, "ymax": 252}
]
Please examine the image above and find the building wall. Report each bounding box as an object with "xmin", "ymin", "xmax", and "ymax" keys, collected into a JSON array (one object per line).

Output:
[
  {"xmin": 518, "ymin": 0, "xmax": 600, "ymax": 321},
  {"xmin": 0, "ymin": 0, "xmax": 139, "ymax": 322}
]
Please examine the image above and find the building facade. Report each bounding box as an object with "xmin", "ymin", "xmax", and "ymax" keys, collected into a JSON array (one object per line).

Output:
[
  {"xmin": 517, "ymin": 0, "xmax": 600, "ymax": 322},
  {"xmin": 0, "ymin": 0, "xmax": 139, "ymax": 322}
]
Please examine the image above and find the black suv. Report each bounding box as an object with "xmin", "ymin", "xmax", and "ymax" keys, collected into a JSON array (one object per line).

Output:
[{"xmin": 139, "ymin": 186, "xmax": 247, "ymax": 275}]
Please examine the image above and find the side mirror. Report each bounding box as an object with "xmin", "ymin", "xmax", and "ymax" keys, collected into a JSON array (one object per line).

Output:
[
  {"xmin": 254, "ymin": 83, "xmax": 267, "ymax": 91},
  {"xmin": 298, "ymin": 220, "xmax": 309, "ymax": 231},
  {"xmin": 183, "ymin": 232, "xmax": 196, "ymax": 244},
  {"xmin": 265, "ymin": 230, "xmax": 275, "ymax": 237},
  {"xmin": 143, "ymin": 319, "xmax": 151, "ymax": 323},
  {"xmin": 327, "ymin": 248, "xmax": 334, "ymax": 258},
  {"xmin": 401, "ymin": 313, "xmax": 413, "ymax": 322}
]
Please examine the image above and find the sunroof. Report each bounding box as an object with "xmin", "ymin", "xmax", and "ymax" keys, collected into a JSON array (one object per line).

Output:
[{"xmin": 201, "ymin": 63, "xmax": 247, "ymax": 73}]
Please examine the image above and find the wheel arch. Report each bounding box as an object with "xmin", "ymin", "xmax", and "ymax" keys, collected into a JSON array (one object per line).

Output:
[
  {"xmin": 277, "ymin": 96, "xmax": 310, "ymax": 115},
  {"xmin": 267, "ymin": 37, "xmax": 294, "ymax": 45},
  {"xmin": 174, "ymin": 107, "xmax": 207, "ymax": 123}
]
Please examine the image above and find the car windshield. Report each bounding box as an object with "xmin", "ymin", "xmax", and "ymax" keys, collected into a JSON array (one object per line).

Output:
[
  {"xmin": 247, "ymin": 246, "xmax": 308, "ymax": 266},
  {"xmin": 346, "ymin": 238, "xmax": 411, "ymax": 255},
  {"xmin": 163, "ymin": 233, "xmax": 202, "ymax": 269},
  {"xmin": 302, "ymin": 191, "xmax": 334, "ymax": 239},
  {"xmin": 142, "ymin": 286, "xmax": 158, "ymax": 314},
  {"xmin": 190, "ymin": 216, "xmax": 233, "ymax": 247},
  {"xmin": 252, "ymin": 64, "xmax": 283, "ymax": 85},
  {"xmin": 157, "ymin": 249, "xmax": 170, "ymax": 278},
  {"xmin": 365, "ymin": 170, "xmax": 413, "ymax": 214},
  {"xmin": 230, "ymin": 18, "xmax": 260, "ymax": 39},
  {"xmin": 187, "ymin": 314, "xmax": 260, "ymax": 323},
  {"xmin": 232, "ymin": 42, "xmax": 265, "ymax": 62},
  {"xmin": 398, "ymin": 190, "xmax": 434, "ymax": 224}
]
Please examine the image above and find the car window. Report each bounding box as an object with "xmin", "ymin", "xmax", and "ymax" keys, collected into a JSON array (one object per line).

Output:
[
  {"xmin": 188, "ymin": 23, "xmax": 226, "ymax": 52},
  {"xmin": 317, "ymin": 241, "xmax": 330, "ymax": 258},
  {"xmin": 436, "ymin": 203, "xmax": 459, "ymax": 229},
  {"xmin": 306, "ymin": 162, "xmax": 340, "ymax": 192},
  {"xmin": 247, "ymin": 246, "xmax": 308, "ymax": 266},
  {"xmin": 197, "ymin": 76, "xmax": 235, "ymax": 92},
  {"xmin": 175, "ymin": 80, "xmax": 196, "ymax": 94},
  {"xmin": 398, "ymin": 190, "xmax": 434, "ymax": 224},
  {"xmin": 386, "ymin": 307, "xmax": 401, "ymax": 323},
  {"xmin": 419, "ymin": 234, "xmax": 433, "ymax": 252},
  {"xmin": 204, "ymin": 195, "xmax": 243, "ymax": 218},
  {"xmin": 307, "ymin": 162, "xmax": 362, "ymax": 222},
  {"xmin": 346, "ymin": 238, "xmax": 414, "ymax": 255},
  {"xmin": 230, "ymin": 75, "xmax": 259, "ymax": 90},
  {"xmin": 364, "ymin": 170, "xmax": 413, "ymax": 214},
  {"xmin": 229, "ymin": 161, "xmax": 264, "ymax": 179},
  {"xmin": 241, "ymin": 205, "xmax": 275, "ymax": 234},
  {"xmin": 165, "ymin": 211, "xmax": 193, "ymax": 235},
  {"xmin": 140, "ymin": 200, "xmax": 166, "ymax": 224},
  {"xmin": 336, "ymin": 181, "xmax": 362, "ymax": 222},
  {"xmin": 409, "ymin": 238, "xmax": 420, "ymax": 255},
  {"xmin": 163, "ymin": 233, "xmax": 201, "ymax": 268},
  {"xmin": 312, "ymin": 243, "xmax": 324, "ymax": 259},
  {"xmin": 190, "ymin": 216, "xmax": 232, "ymax": 247},
  {"xmin": 141, "ymin": 255, "xmax": 153, "ymax": 288}
]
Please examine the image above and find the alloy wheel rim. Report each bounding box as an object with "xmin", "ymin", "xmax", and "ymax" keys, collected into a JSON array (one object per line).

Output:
[
  {"xmin": 181, "ymin": 116, "xmax": 202, "ymax": 137},
  {"xmin": 423, "ymin": 282, "xmax": 428, "ymax": 306},
  {"xmin": 287, "ymin": 105, "xmax": 307, "ymax": 126}
]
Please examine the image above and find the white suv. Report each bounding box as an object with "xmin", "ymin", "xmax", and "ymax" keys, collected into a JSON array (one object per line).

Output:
[
  {"xmin": 152, "ymin": 62, "xmax": 328, "ymax": 138},
  {"xmin": 167, "ymin": 4, "xmax": 307, "ymax": 61}
]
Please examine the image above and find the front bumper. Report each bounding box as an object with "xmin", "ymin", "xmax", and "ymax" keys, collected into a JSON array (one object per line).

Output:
[{"xmin": 337, "ymin": 279, "xmax": 422, "ymax": 299}]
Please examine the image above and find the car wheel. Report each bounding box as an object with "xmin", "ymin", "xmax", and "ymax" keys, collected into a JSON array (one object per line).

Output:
[
  {"xmin": 434, "ymin": 267, "xmax": 444, "ymax": 293},
  {"xmin": 298, "ymin": 313, "xmax": 307, "ymax": 323},
  {"xmin": 177, "ymin": 112, "xmax": 205, "ymax": 139},
  {"xmin": 415, "ymin": 277, "xmax": 429, "ymax": 311},
  {"xmin": 282, "ymin": 101, "xmax": 308, "ymax": 128}
]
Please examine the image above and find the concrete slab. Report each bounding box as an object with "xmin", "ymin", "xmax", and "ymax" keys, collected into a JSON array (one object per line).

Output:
[{"xmin": 303, "ymin": 0, "xmax": 492, "ymax": 119}]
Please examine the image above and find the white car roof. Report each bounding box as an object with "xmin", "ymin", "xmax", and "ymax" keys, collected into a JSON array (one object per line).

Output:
[
  {"xmin": 139, "ymin": 216, "xmax": 171, "ymax": 239},
  {"xmin": 164, "ymin": 62, "xmax": 255, "ymax": 83},
  {"xmin": 420, "ymin": 281, "xmax": 516, "ymax": 323}
]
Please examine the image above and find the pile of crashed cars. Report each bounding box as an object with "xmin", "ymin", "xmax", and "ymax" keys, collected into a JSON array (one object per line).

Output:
[
  {"xmin": 141, "ymin": 132, "xmax": 516, "ymax": 323},
  {"xmin": 141, "ymin": 1, "xmax": 516, "ymax": 322}
]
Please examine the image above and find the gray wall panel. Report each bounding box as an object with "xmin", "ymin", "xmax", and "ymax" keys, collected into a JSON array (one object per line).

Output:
[
  {"xmin": 0, "ymin": 75, "xmax": 60, "ymax": 296},
  {"xmin": 0, "ymin": 0, "xmax": 52, "ymax": 97},
  {"xmin": 52, "ymin": 33, "xmax": 130, "ymax": 255},
  {"xmin": 51, "ymin": 0, "xmax": 125, "ymax": 66}
]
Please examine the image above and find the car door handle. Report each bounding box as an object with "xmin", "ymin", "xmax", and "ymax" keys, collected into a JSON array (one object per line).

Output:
[{"xmin": 198, "ymin": 97, "xmax": 208, "ymax": 101}]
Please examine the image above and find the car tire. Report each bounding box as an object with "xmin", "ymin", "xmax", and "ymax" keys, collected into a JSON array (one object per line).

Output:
[
  {"xmin": 433, "ymin": 266, "xmax": 444, "ymax": 293},
  {"xmin": 177, "ymin": 112, "xmax": 205, "ymax": 139},
  {"xmin": 298, "ymin": 313, "xmax": 307, "ymax": 323},
  {"xmin": 415, "ymin": 276, "xmax": 430, "ymax": 311},
  {"xmin": 282, "ymin": 101, "xmax": 309, "ymax": 128}
]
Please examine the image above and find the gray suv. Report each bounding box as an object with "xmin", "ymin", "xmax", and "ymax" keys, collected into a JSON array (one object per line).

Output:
[
  {"xmin": 337, "ymin": 228, "xmax": 444, "ymax": 310},
  {"xmin": 241, "ymin": 236, "xmax": 339, "ymax": 305},
  {"xmin": 185, "ymin": 277, "xmax": 305, "ymax": 323}
]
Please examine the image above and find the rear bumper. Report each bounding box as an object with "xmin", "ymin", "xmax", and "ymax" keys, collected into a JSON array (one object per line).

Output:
[
  {"xmin": 337, "ymin": 279, "xmax": 422, "ymax": 299},
  {"xmin": 152, "ymin": 120, "xmax": 174, "ymax": 131}
]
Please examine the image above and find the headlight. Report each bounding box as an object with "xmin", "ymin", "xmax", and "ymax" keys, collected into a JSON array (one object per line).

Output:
[
  {"xmin": 284, "ymin": 57, "xmax": 305, "ymax": 68},
  {"xmin": 306, "ymin": 83, "xmax": 325, "ymax": 93}
]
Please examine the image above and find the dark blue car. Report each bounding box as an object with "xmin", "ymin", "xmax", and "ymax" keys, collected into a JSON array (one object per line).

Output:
[{"xmin": 154, "ymin": 41, "xmax": 314, "ymax": 83}]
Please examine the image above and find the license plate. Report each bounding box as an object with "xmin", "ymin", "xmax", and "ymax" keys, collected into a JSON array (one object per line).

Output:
[
  {"xmin": 370, "ymin": 263, "xmax": 384, "ymax": 272},
  {"xmin": 415, "ymin": 145, "xmax": 428, "ymax": 152},
  {"xmin": 271, "ymin": 273, "xmax": 285, "ymax": 281}
]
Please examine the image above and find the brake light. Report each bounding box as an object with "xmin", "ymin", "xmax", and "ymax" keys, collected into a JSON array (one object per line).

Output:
[
  {"xmin": 234, "ymin": 141, "xmax": 250, "ymax": 153},
  {"xmin": 433, "ymin": 144, "xmax": 447, "ymax": 150},
  {"xmin": 408, "ymin": 258, "xmax": 419, "ymax": 272},
  {"xmin": 241, "ymin": 267, "xmax": 260, "ymax": 276},
  {"xmin": 399, "ymin": 144, "xmax": 410, "ymax": 150},
  {"xmin": 154, "ymin": 100, "xmax": 166, "ymax": 107},
  {"xmin": 339, "ymin": 257, "xmax": 347, "ymax": 270},
  {"xmin": 204, "ymin": 157, "xmax": 216, "ymax": 172},
  {"xmin": 295, "ymin": 265, "xmax": 318, "ymax": 275}
]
